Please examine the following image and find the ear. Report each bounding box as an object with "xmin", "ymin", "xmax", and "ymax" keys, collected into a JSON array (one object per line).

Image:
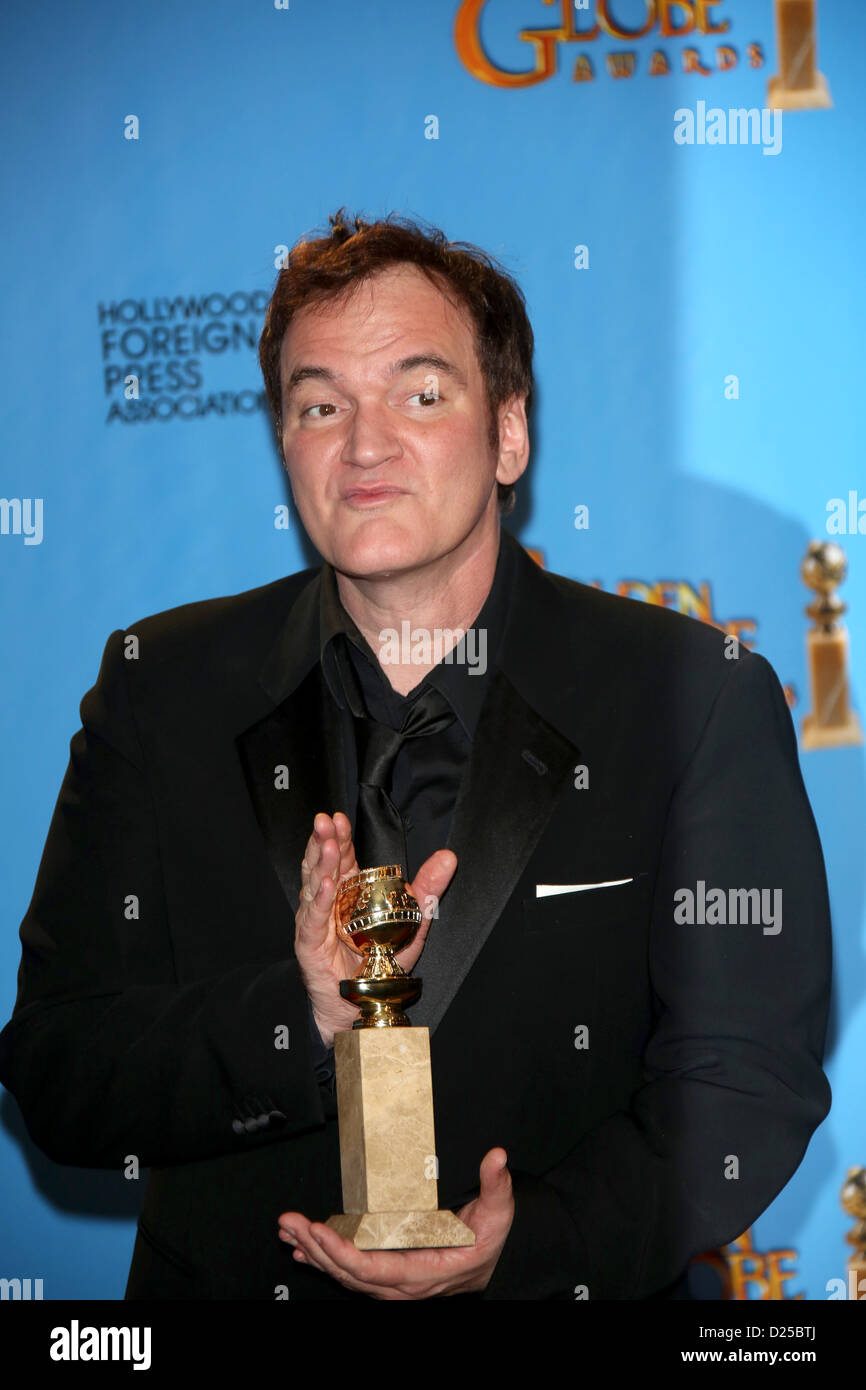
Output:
[{"xmin": 494, "ymin": 394, "xmax": 530, "ymax": 488}]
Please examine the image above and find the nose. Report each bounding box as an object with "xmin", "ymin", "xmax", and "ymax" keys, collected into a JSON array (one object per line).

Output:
[{"xmin": 340, "ymin": 399, "xmax": 402, "ymax": 470}]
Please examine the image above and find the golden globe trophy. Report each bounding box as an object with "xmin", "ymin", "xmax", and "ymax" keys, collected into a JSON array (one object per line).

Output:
[
  {"xmin": 841, "ymin": 1167, "xmax": 866, "ymax": 1303},
  {"xmin": 801, "ymin": 541, "xmax": 863, "ymax": 750},
  {"xmin": 325, "ymin": 865, "xmax": 475, "ymax": 1250}
]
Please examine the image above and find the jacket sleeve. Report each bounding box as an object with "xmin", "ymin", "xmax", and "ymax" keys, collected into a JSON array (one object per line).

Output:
[
  {"xmin": 0, "ymin": 630, "xmax": 331, "ymax": 1170},
  {"xmin": 482, "ymin": 649, "xmax": 833, "ymax": 1300}
]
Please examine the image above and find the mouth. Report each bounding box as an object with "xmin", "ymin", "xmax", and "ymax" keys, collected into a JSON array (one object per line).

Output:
[{"xmin": 342, "ymin": 487, "xmax": 406, "ymax": 508}]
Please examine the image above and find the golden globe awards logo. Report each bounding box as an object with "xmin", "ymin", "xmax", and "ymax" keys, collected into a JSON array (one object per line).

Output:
[
  {"xmin": 690, "ymin": 1228, "xmax": 804, "ymax": 1300},
  {"xmin": 454, "ymin": 0, "xmax": 765, "ymax": 86}
]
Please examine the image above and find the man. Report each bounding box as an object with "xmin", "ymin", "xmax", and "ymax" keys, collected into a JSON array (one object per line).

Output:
[{"xmin": 0, "ymin": 210, "xmax": 832, "ymax": 1301}]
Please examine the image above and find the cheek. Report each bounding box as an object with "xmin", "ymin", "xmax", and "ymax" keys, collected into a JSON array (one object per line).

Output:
[
  {"xmin": 440, "ymin": 456, "xmax": 494, "ymax": 507},
  {"xmin": 284, "ymin": 446, "xmax": 333, "ymax": 503},
  {"xmin": 428, "ymin": 423, "xmax": 492, "ymax": 490}
]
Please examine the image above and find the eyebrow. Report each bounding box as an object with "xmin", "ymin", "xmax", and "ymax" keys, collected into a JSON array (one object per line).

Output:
[{"xmin": 284, "ymin": 354, "xmax": 468, "ymax": 400}]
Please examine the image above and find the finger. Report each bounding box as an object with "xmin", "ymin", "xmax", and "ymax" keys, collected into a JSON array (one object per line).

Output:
[
  {"xmin": 332, "ymin": 812, "xmax": 360, "ymax": 878},
  {"xmin": 297, "ymin": 827, "xmax": 342, "ymax": 941},
  {"xmin": 291, "ymin": 1224, "xmax": 387, "ymax": 1294},
  {"xmin": 301, "ymin": 814, "xmax": 333, "ymax": 887},
  {"xmin": 304, "ymin": 811, "xmax": 346, "ymax": 889},
  {"xmin": 296, "ymin": 874, "xmax": 337, "ymax": 945},
  {"xmin": 306, "ymin": 833, "xmax": 340, "ymax": 904},
  {"xmin": 278, "ymin": 1213, "xmax": 308, "ymax": 1238},
  {"xmin": 278, "ymin": 1214, "xmax": 330, "ymax": 1274},
  {"xmin": 311, "ymin": 811, "xmax": 336, "ymax": 851},
  {"xmin": 332, "ymin": 812, "xmax": 351, "ymax": 849},
  {"xmin": 288, "ymin": 1236, "xmax": 325, "ymax": 1274},
  {"xmin": 279, "ymin": 1214, "xmax": 329, "ymax": 1249}
]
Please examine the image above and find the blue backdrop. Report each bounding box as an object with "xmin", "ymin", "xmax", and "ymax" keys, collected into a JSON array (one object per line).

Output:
[{"xmin": 1, "ymin": 0, "xmax": 863, "ymax": 1300}]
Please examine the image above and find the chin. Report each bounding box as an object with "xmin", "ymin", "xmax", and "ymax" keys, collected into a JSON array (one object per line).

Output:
[{"xmin": 328, "ymin": 525, "xmax": 431, "ymax": 580}]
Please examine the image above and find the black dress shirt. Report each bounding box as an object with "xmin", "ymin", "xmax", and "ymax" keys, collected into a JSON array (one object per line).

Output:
[{"xmin": 307, "ymin": 532, "xmax": 516, "ymax": 1081}]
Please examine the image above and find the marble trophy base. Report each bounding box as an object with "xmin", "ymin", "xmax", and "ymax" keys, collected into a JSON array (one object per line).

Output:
[
  {"xmin": 802, "ymin": 628, "xmax": 864, "ymax": 749},
  {"xmin": 802, "ymin": 712, "xmax": 864, "ymax": 749},
  {"xmin": 326, "ymin": 1026, "xmax": 475, "ymax": 1251},
  {"xmin": 327, "ymin": 1210, "xmax": 474, "ymax": 1250},
  {"xmin": 767, "ymin": 72, "xmax": 832, "ymax": 110}
]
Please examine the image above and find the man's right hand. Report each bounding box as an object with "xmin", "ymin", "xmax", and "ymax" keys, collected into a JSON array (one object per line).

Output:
[{"xmin": 295, "ymin": 811, "xmax": 458, "ymax": 1049}]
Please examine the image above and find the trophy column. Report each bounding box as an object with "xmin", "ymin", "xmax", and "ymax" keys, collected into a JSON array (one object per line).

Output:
[
  {"xmin": 767, "ymin": 0, "xmax": 832, "ymax": 110},
  {"xmin": 326, "ymin": 865, "xmax": 475, "ymax": 1250}
]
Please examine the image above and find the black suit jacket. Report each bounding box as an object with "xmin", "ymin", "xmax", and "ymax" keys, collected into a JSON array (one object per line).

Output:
[{"xmin": 0, "ymin": 530, "xmax": 832, "ymax": 1300}]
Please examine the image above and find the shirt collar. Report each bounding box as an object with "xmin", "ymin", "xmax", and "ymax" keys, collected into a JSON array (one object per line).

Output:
[{"xmin": 319, "ymin": 530, "xmax": 515, "ymax": 737}]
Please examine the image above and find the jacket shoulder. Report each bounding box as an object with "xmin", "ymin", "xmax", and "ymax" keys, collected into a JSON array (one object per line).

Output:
[
  {"xmin": 541, "ymin": 566, "xmax": 738, "ymax": 667},
  {"xmin": 121, "ymin": 567, "xmax": 318, "ymax": 670}
]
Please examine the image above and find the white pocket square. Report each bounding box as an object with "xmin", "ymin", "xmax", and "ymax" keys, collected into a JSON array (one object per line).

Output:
[{"xmin": 535, "ymin": 878, "xmax": 633, "ymax": 898}]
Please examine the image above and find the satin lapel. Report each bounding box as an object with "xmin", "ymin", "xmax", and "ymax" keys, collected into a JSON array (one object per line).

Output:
[
  {"xmin": 409, "ymin": 665, "xmax": 581, "ymax": 1036},
  {"xmin": 235, "ymin": 564, "xmax": 353, "ymax": 916},
  {"xmin": 235, "ymin": 667, "xmax": 349, "ymax": 913}
]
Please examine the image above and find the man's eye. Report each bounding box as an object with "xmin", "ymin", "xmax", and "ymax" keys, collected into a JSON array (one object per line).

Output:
[
  {"xmin": 302, "ymin": 403, "xmax": 336, "ymax": 419},
  {"xmin": 409, "ymin": 392, "xmax": 441, "ymax": 407}
]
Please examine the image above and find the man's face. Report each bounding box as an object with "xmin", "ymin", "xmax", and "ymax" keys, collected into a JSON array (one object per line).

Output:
[{"xmin": 278, "ymin": 263, "xmax": 523, "ymax": 580}]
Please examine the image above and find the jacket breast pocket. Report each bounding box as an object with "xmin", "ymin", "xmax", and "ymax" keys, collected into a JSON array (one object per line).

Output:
[{"xmin": 522, "ymin": 874, "xmax": 647, "ymax": 935}]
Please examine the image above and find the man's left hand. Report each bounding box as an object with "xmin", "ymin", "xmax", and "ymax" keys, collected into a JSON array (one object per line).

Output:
[{"xmin": 277, "ymin": 1148, "xmax": 513, "ymax": 1299}]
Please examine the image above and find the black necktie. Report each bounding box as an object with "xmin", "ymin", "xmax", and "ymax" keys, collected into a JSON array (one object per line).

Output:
[{"xmin": 353, "ymin": 685, "xmax": 455, "ymax": 874}]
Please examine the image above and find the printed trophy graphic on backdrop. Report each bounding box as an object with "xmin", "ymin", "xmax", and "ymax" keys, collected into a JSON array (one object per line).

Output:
[
  {"xmin": 768, "ymin": 0, "xmax": 832, "ymax": 109},
  {"xmin": 841, "ymin": 1168, "xmax": 866, "ymax": 1302},
  {"xmin": 326, "ymin": 865, "xmax": 475, "ymax": 1250},
  {"xmin": 800, "ymin": 541, "xmax": 863, "ymax": 750}
]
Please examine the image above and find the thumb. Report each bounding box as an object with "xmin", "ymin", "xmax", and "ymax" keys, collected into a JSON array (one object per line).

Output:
[
  {"xmin": 399, "ymin": 849, "xmax": 457, "ymax": 961},
  {"xmin": 478, "ymin": 1147, "xmax": 512, "ymax": 1209}
]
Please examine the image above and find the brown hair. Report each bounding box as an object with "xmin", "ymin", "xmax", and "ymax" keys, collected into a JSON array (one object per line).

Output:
[{"xmin": 258, "ymin": 208, "xmax": 534, "ymax": 514}]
